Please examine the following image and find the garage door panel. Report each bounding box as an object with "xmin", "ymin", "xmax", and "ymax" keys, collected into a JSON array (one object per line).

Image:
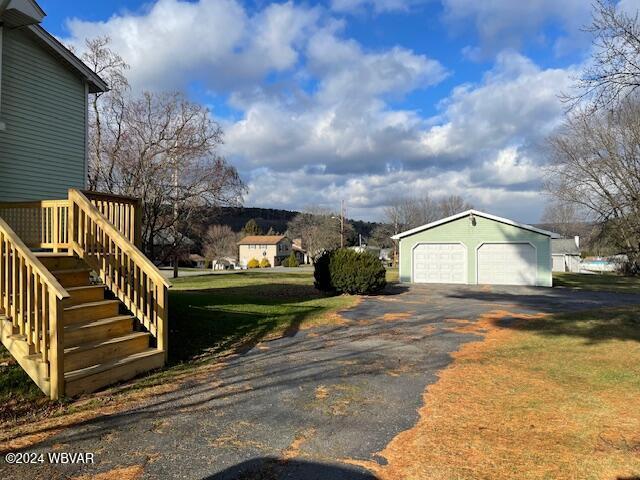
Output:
[
  {"xmin": 413, "ymin": 243, "xmax": 467, "ymax": 284},
  {"xmin": 477, "ymin": 243, "xmax": 536, "ymax": 286}
]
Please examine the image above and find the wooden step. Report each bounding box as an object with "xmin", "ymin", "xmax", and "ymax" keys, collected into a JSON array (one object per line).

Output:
[
  {"xmin": 63, "ymin": 285, "xmax": 106, "ymax": 307},
  {"xmin": 64, "ymin": 332, "xmax": 151, "ymax": 372},
  {"xmin": 50, "ymin": 268, "xmax": 92, "ymax": 288},
  {"xmin": 64, "ymin": 349, "xmax": 165, "ymax": 397},
  {"xmin": 64, "ymin": 315, "xmax": 133, "ymax": 347},
  {"xmin": 35, "ymin": 253, "xmax": 86, "ymax": 271},
  {"xmin": 63, "ymin": 300, "xmax": 120, "ymax": 325}
]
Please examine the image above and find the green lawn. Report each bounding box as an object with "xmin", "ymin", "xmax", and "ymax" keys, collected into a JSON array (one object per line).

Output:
[
  {"xmin": 554, "ymin": 272, "xmax": 640, "ymax": 294},
  {"xmin": 168, "ymin": 270, "xmax": 358, "ymax": 363},
  {"xmin": 0, "ymin": 270, "xmax": 358, "ymax": 420}
]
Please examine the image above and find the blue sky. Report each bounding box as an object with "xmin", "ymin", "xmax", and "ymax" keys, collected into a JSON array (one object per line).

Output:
[{"xmin": 38, "ymin": 0, "xmax": 628, "ymax": 222}]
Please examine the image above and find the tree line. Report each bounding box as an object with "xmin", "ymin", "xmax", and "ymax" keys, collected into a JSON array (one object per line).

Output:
[{"xmin": 545, "ymin": 0, "xmax": 640, "ymax": 273}]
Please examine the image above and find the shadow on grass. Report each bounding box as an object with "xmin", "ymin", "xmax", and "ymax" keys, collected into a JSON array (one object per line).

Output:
[
  {"xmin": 168, "ymin": 283, "xmax": 343, "ymax": 364},
  {"xmin": 442, "ymin": 286, "xmax": 640, "ymax": 343},
  {"xmin": 204, "ymin": 457, "xmax": 378, "ymax": 480},
  {"xmin": 554, "ymin": 272, "xmax": 640, "ymax": 294},
  {"xmin": 0, "ymin": 352, "xmax": 48, "ymax": 421},
  {"xmin": 497, "ymin": 308, "xmax": 640, "ymax": 344},
  {"xmin": 168, "ymin": 281, "xmax": 409, "ymax": 364}
]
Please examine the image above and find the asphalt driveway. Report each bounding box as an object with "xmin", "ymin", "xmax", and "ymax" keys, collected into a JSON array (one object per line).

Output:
[{"xmin": 2, "ymin": 284, "xmax": 640, "ymax": 480}]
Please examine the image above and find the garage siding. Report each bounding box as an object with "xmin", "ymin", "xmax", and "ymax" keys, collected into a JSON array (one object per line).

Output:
[{"xmin": 398, "ymin": 215, "xmax": 552, "ymax": 286}]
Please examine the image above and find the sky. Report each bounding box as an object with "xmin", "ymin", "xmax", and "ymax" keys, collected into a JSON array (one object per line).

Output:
[{"xmin": 37, "ymin": 0, "xmax": 640, "ymax": 223}]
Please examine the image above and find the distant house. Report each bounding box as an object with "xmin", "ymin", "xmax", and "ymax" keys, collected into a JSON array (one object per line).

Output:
[
  {"xmin": 189, "ymin": 254, "xmax": 206, "ymax": 269},
  {"xmin": 212, "ymin": 256, "xmax": 238, "ymax": 270},
  {"xmin": 292, "ymin": 238, "xmax": 309, "ymax": 264},
  {"xmin": 551, "ymin": 237, "xmax": 581, "ymax": 273},
  {"xmin": 238, "ymin": 235, "xmax": 292, "ymax": 267}
]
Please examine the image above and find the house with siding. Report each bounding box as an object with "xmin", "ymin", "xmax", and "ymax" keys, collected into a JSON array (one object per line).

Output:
[
  {"xmin": 551, "ymin": 237, "xmax": 581, "ymax": 273},
  {"xmin": 0, "ymin": 0, "xmax": 108, "ymax": 201},
  {"xmin": 0, "ymin": 1, "xmax": 171, "ymax": 400},
  {"xmin": 238, "ymin": 235, "xmax": 292, "ymax": 267}
]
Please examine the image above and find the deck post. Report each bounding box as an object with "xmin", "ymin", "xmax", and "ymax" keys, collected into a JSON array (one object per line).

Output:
[{"xmin": 48, "ymin": 295, "xmax": 64, "ymax": 400}]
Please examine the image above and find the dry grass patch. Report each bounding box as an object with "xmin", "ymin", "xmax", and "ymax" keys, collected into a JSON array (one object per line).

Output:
[
  {"xmin": 371, "ymin": 307, "xmax": 640, "ymax": 480},
  {"xmin": 381, "ymin": 312, "xmax": 414, "ymax": 322}
]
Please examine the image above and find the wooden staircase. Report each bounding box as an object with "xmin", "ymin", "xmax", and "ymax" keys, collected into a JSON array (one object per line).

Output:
[
  {"xmin": 0, "ymin": 190, "xmax": 169, "ymax": 399},
  {"xmin": 43, "ymin": 253, "xmax": 164, "ymax": 396}
]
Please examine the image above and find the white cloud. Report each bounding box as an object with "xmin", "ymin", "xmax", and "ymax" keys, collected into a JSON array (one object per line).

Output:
[
  {"xmin": 64, "ymin": 0, "xmax": 320, "ymax": 91},
  {"xmin": 417, "ymin": 51, "xmax": 573, "ymax": 160},
  {"xmin": 230, "ymin": 50, "xmax": 573, "ymax": 223},
  {"xmin": 225, "ymin": 29, "xmax": 447, "ymax": 173},
  {"xmin": 442, "ymin": 0, "xmax": 591, "ymax": 56},
  {"xmin": 330, "ymin": 0, "xmax": 422, "ymax": 14},
  {"xmin": 63, "ymin": 0, "xmax": 577, "ymax": 223},
  {"xmin": 619, "ymin": 0, "xmax": 640, "ymax": 14}
]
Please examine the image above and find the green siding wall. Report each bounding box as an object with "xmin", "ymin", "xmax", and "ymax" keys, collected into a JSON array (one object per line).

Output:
[
  {"xmin": 0, "ymin": 28, "xmax": 86, "ymax": 201},
  {"xmin": 399, "ymin": 215, "xmax": 552, "ymax": 286}
]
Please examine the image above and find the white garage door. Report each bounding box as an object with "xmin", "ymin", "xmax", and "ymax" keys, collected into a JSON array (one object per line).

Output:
[
  {"xmin": 477, "ymin": 243, "xmax": 537, "ymax": 286},
  {"xmin": 413, "ymin": 243, "xmax": 467, "ymax": 284}
]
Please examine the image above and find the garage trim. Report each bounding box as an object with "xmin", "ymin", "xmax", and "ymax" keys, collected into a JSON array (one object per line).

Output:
[
  {"xmin": 411, "ymin": 241, "xmax": 468, "ymax": 284},
  {"xmin": 475, "ymin": 241, "xmax": 537, "ymax": 286}
]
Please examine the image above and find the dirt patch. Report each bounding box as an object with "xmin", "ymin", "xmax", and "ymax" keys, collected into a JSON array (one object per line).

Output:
[
  {"xmin": 380, "ymin": 312, "xmax": 414, "ymax": 322},
  {"xmin": 315, "ymin": 385, "xmax": 330, "ymax": 400},
  {"xmin": 71, "ymin": 465, "xmax": 144, "ymax": 480},
  {"xmin": 420, "ymin": 325, "xmax": 437, "ymax": 335},
  {"xmin": 281, "ymin": 427, "xmax": 316, "ymax": 459}
]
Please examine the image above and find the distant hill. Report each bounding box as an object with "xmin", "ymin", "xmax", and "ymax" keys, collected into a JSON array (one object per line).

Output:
[{"xmin": 208, "ymin": 206, "xmax": 379, "ymax": 239}]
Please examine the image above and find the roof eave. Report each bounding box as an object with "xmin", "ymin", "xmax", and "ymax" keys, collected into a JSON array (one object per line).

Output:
[{"xmin": 391, "ymin": 209, "xmax": 560, "ymax": 240}]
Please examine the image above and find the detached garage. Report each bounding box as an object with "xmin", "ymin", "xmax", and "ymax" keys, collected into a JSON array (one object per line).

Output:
[{"xmin": 392, "ymin": 210, "xmax": 557, "ymax": 287}]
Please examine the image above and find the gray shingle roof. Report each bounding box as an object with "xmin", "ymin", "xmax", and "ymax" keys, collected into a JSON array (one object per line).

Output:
[{"xmin": 551, "ymin": 239, "xmax": 580, "ymax": 255}]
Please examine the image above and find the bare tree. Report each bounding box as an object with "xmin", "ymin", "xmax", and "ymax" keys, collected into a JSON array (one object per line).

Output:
[
  {"xmin": 567, "ymin": 0, "xmax": 640, "ymax": 111},
  {"xmin": 80, "ymin": 37, "xmax": 130, "ymax": 191},
  {"xmin": 368, "ymin": 224, "xmax": 395, "ymax": 248},
  {"xmin": 545, "ymin": 99, "xmax": 640, "ymax": 272},
  {"xmin": 382, "ymin": 194, "xmax": 473, "ymax": 266},
  {"xmin": 81, "ymin": 38, "xmax": 246, "ymax": 273},
  {"xmin": 203, "ymin": 225, "xmax": 237, "ymax": 261},
  {"xmin": 286, "ymin": 208, "xmax": 354, "ymax": 260},
  {"xmin": 384, "ymin": 195, "xmax": 438, "ymax": 234},
  {"xmin": 540, "ymin": 201, "xmax": 583, "ymax": 237},
  {"xmin": 437, "ymin": 195, "xmax": 474, "ymax": 217}
]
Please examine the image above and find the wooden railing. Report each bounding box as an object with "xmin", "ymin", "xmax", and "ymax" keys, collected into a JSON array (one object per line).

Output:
[
  {"xmin": 83, "ymin": 191, "xmax": 142, "ymax": 248},
  {"xmin": 0, "ymin": 200, "xmax": 69, "ymax": 251},
  {"xmin": 68, "ymin": 189, "xmax": 169, "ymax": 358},
  {"xmin": 0, "ymin": 216, "xmax": 68, "ymax": 399}
]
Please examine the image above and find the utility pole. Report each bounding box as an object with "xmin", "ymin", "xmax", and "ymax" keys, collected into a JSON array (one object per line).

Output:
[
  {"xmin": 172, "ymin": 147, "xmax": 179, "ymax": 279},
  {"xmin": 340, "ymin": 200, "xmax": 345, "ymax": 248},
  {"xmin": 393, "ymin": 210, "xmax": 399, "ymax": 267}
]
